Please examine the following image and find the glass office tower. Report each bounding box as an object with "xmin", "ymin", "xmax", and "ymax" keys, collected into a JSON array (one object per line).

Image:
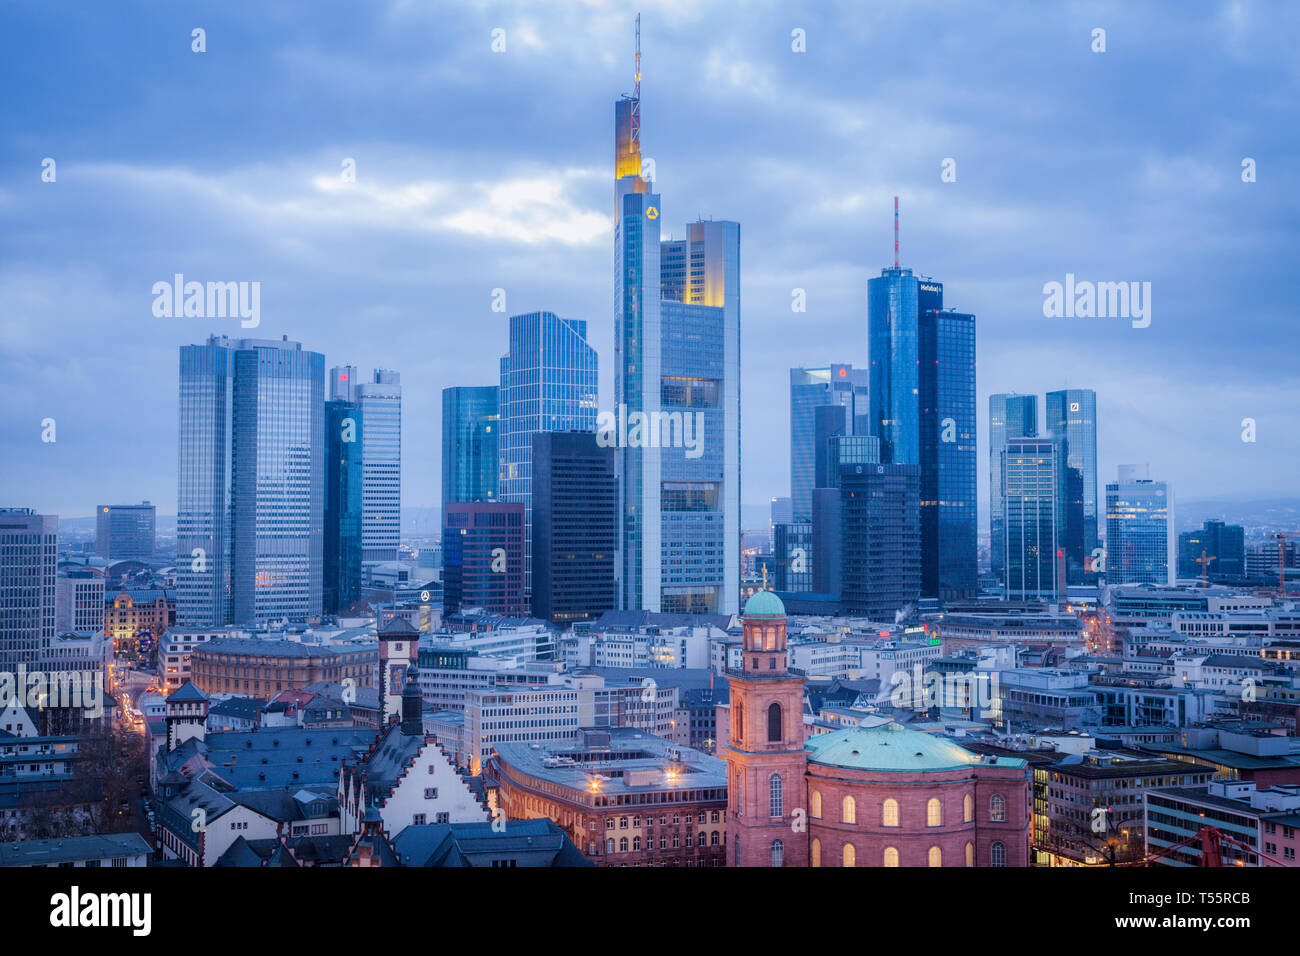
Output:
[
  {"xmin": 330, "ymin": 366, "xmax": 402, "ymax": 567},
  {"xmin": 324, "ymin": 396, "xmax": 363, "ymax": 615},
  {"xmin": 1002, "ymin": 436, "xmax": 1066, "ymax": 602},
  {"xmin": 499, "ymin": 311, "xmax": 598, "ymax": 595},
  {"xmin": 442, "ymin": 386, "xmax": 500, "ymax": 507},
  {"xmin": 614, "ymin": 67, "xmax": 740, "ymax": 615},
  {"xmin": 789, "ymin": 364, "xmax": 868, "ymax": 521},
  {"xmin": 989, "ymin": 393, "xmax": 1038, "ymax": 584},
  {"xmin": 867, "ymin": 267, "xmax": 921, "ymax": 466},
  {"xmin": 0, "ymin": 509, "xmax": 57, "ymax": 670},
  {"xmin": 95, "ymin": 502, "xmax": 156, "ymax": 560},
  {"xmin": 1105, "ymin": 464, "xmax": 1175, "ymax": 586},
  {"xmin": 178, "ymin": 336, "xmax": 324, "ymax": 627},
  {"xmin": 1046, "ymin": 388, "xmax": 1099, "ymax": 584},
  {"xmin": 919, "ymin": 307, "xmax": 977, "ymax": 601}
]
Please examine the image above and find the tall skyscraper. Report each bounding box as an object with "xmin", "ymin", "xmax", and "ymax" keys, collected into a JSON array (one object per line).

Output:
[
  {"xmin": 324, "ymin": 394, "xmax": 363, "ymax": 615},
  {"xmin": 330, "ymin": 366, "xmax": 401, "ymax": 566},
  {"xmin": 1045, "ymin": 388, "xmax": 1099, "ymax": 584},
  {"xmin": 178, "ymin": 335, "xmax": 325, "ymax": 627},
  {"xmin": 614, "ymin": 33, "xmax": 740, "ymax": 615},
  {"xmin": 1105, "ymin": 463, "xmax": 1175, "ymax": 586},
  {"xmin": 867, "ymin": 267, "xmax": 922, "ymax": 466},
  {"xmin": 771, "ymin": 521, "xmax": 812, "ymax": 592},
  {"xmin": 442, "ymin": 386, "xmax": 500, "ymax": 507},
  {"xmin": 1002, "ymin": 436, "xmax": 1066, "ymax": 602},
  {"xmin": 918, "ymin": 307, "xmax": 977, "ymax": 601},
  {"xmin": 499, "ymin": 311, "xmax": 598, "ymax": 595},
  {"xmin": 531, "ymin": 431, "xmax": 616, "ymax": 624},
  {"xmin": 789, "ymin": 364, "xmax": 868, "ymax": 521},
  {"xmin": 95, "ymin": 502, "xmax": 156, "ymax": 560},
  {"xmin": 989, "ymin": 394, "xmax": 1038, "ymax": 584},
  {"xmin": 839, "ymin": 462, "xmax": 921, "ymax": 620},
  {"xmin": 0, "ymin": 509, "xmax": 57, "ymax": 669}
]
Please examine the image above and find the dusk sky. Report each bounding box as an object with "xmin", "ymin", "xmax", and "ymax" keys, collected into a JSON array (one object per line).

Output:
[{"xmin": 2, "ymin": 0, "xmax": 1296, "ymax": 524}]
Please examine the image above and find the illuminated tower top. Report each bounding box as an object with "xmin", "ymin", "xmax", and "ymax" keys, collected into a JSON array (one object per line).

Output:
[{"xmin": 614, "ymin": 14, "xmax": 648, "ymax": 214}]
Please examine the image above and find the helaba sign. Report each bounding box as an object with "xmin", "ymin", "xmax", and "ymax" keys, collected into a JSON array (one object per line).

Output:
[{"xmin": 918, "ymin": 282, "xmax": 942, "ymax": 294}]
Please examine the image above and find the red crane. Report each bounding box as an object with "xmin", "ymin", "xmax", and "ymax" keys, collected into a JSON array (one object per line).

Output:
[{"xmin": 1145, "ymin": 825, "xmax": 1287, "ymax": 867}]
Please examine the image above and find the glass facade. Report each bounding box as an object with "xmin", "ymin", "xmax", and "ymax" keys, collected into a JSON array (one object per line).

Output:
[
  {"xmin": 441, "ymin": 386, "xmax": 499, "ymax": 507},
  {"xmin": 95, "ymin": 503, "xmax": 156, "ymax": 561},
  {"xmin": 772, "ymin": 521, "xmax": 813, "ymax": 592},
  {"xmin": 1106, "ymin": 466, "xmax": 1175, "ymax": 586},
  {"xmin": 499, "ymin": 311, "xmax": 598, "ymax": 595},
  {"xmin": 1045, "ymin": 388, "xmax": 1099, "ymax": 584},
  {"xmin": 331, "ymin": 366, "xmax": 402, "ymax": 566},
  {"xmin": 867, "ymin": 267, "xmax": 921, "ymax": 466},
  {"xmin": 1002, "ymin": 436, "xmax": 1065, "ymax": 601},
  {"xmin": 0, "ymin": 509, "xmax": 57, "ymax": 670},
  {"xmin": 989, "ymin": 393, "xmax": 1038, "ymax": 584},
  {"xmin": 789, "ymin": 364, "xmax": 868, "ymax": 521},
  {"xmin": 918, "ymin": 308, "xmax": 977, "ymax": 601},
  {"xmin": 324, "ymin": 398, "xmax": 362, "ymax": 615},
  {"xmin": 178, "ymin": 336, "xmax": 324, "ymax": 627},
  {"xmin": 839, "ymin": 463, "xmax": 921, "ymax": 619}
]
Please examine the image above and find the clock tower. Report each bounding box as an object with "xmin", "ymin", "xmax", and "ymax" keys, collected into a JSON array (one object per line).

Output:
[{"xmin": 724, "ymin": 581, "xmax": 808, "ymax": 866}]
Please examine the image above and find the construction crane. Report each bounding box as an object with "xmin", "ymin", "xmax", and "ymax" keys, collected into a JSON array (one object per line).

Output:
[
  {"xmin": 1144, "ymin": 825, "xmax": 1286, "ymax": 867},
  {"xmin": 1273, "ymin": 532, "xmax": 1289, "ymax": 598},
  {"xmin": 1194, "ymin": 549, "xmax": 1216, "ymax": 588}
]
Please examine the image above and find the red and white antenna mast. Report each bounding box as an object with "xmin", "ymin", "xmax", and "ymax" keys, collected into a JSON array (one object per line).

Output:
[
  {"xmin": 631, "ymin": 13, "xmax": 641, "ymax": 157},
  {"xmin": 894, "ymin": 195, "xmax": 900, "ymax": 268}
]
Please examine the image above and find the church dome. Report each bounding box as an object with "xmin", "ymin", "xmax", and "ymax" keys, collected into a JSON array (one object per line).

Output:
[{"xmin": 743, "ymin": 589, "xmax": 786, "ymax": 617}]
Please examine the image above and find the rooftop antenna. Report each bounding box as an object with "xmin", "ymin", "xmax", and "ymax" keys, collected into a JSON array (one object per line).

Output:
[
  {"xmin": 632, "ymin": 13, "xmax": 641, "ymax": 158},
  {"xmin": 894, "ymin": 195, "xmax": 900, "ymax": 268}
]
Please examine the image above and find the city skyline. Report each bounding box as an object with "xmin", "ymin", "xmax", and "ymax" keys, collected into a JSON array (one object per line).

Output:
[{"xmin": 3, "ymin": 2, "xmax": 1297, "ymax": 522}]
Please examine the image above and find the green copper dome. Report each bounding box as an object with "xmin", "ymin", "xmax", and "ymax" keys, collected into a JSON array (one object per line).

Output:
[
  {"xmin": 805, "ymin": 721, "xmax": 1025, "ymax": 772},
  {"xmin": 743, "ymin": 589, "xmax": 786, "ymax": 617}
]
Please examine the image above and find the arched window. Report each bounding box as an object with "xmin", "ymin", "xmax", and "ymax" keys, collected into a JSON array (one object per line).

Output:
[
  {"xmin": 928, "ymin": 846, "xmax": 942, "ymax": 867},
  {"xmin": 883, "ymin": 846, "xmax": 899, "ymax": 867},
  {"xmin": 697, "ymin": 831, "xmax": 705, "ymax": 847},
  {"xmin": 811, "ymin": 838, "xmax": 822, "ymax": 867},
  {"xmin": 963, "ymin": 794, "xmax": 973, "ymax": 822},
  {"xmin": 770, "ymin": 839, "xmax": 784, "ymax": 868},
  {"xmin": 765, "ymin": 627, "xmax": 776, "ymax": 650},
  {"xmin": 767, "ymin": 702, "xmax": 782, "ymax": 742},
  {"xmin": 990, "ymin": 794, "xmax": 1006, "ymax": 822},
  {"xmin": 619, "ymin": 837, "xmax": 628, "ymax": 852},
  {"xmin": 605, "ymin": 838, "xmax": 614, "ymax": 853},
  {"xmin": 710, "ymin": 831, "xmax": 720, "ymax": 846},
  {"xmin": 734, "ymin": 703, "xmax": 744, "ymax": 742},
  {"xmin": 882, "ymin": 798, "xmax": 899, "ymax": 827},
  {"xmin": 927, "ymin": 798, "xmax": 942, "ymax": 827},
  {"xmin": 965, "ymin": 842, "xmax": 973, "ymax": 867},
  {"xmin": 991, "ymin": 842, "xmax": 1006, "ymax": 867},
  {"xmin": 842, "ymin": 795, "xmax": 857, "ymax": 824},
  {"xmin": 843, "ymin": 842, "xmax": 856, "ymax": 867},
  {"xmin": 633, "ymin": 836, "xmax": 641, "ymax": 850},
  {"xmin": 811, "ymin": 789, "xmax": 822, "ymax": 819},
  {"xmin": 769, "ymin": 773, "xmax": 783, "ymax": 818}
]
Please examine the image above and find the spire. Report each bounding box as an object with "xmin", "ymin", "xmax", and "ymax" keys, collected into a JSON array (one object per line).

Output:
[
  {"xmin": 633, "ymin": 12, "xmax": 641, "ymax": 153},
  {"xmin": 893, "ymin": 195, "xmax": 900, "ymax": 269}
]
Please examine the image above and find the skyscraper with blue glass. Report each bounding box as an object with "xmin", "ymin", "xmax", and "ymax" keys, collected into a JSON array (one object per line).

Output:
[
  {"xmin": 789, "ymin": 364, "xmax": 868, "ymax": 522},
  {"xmin": 1046, "ymin": 388, "xmax": 1099, "ymax": 584},
  {"xmin": 868, "ymin": 267, "xmax": 921, "ymax": 467},
  {"xmin": 1105, "ymin": 463, "xmax": 1175, "ymax": 586},
  {"xmin": 442, "ymin": 386, "xmax": 499, "ymax": 508},
  {"xmin": 178, "ymin": 335, "xmax": 325, "ymax": 627},
  {"xmin": 989, "ymin": 393, "xmax": 1038, "ymax": 584},
  {"xmin": 324, "ymin": 392, "xmax": 362, "ymax": 615},
  {"xmin": 614, "ymin": 44, "xmax": 740, "ymax": 615},
  {"xmin": 330, "ymin": 365, "xmax": 402, "ymax": 567},
  {"xmin": 1002, "ymin": 435, "xmax": 1066, "ymax": 601},
  {"xmin": 499, "ymin": 310, "xmax": 598, "ymax": 593}
]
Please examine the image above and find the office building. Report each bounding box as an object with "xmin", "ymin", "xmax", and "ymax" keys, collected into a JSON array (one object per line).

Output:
[
  {"xmin": 442, "ymin": 502, "xmax": 526, "ymax": 616},
  {"xmin": 329, "ymin": 366, "xmax": 401, "ymax": 567},
  {"xmin": 55, "ymin": 569, "xmax": 104, "ymax": 635},
  {"xmin": 531, "ymin": 431, "xmax": 616, "ymax": 624},
  {"xmin": 789, "ymin": 364, "xmax": 868, "ymax": 521},
  {"xmin": 989, "ymin": 394, "xmax": 1038, "ymax": 584},
  {"xmin": 324, "ymin": 392, "xmax": 363, "ymax": 615},
  {"xmin": 177, "ymin": 336, "xmax": 325, "ymax": 627},
  {"xmin": 613, "ymin": 45, "xmax": 740, "ymax": 615},
  {"xmin": 772, "ymin": 521, "xmax": 813, "ymax": 593},
  {"xmin": 1002, "ymin": 436, "xmax": 1066, "ymax": 602},
  {"xmin": 499, "ymin": 311, "xmax": 598, "ymax": 595},
  {"xmin": 441, "ymin": 386, "xmax": 500, "ymax": 507},
  {"xmin": 918, "ymin": 307, "xmax": 977, "ymax": 601},
  {"xmin": 95, "ymin": 502, "xmax": 156, "ymax": 561},
  {"xmin": 0, "ymin": 509, "xmax": 57, "ymax": 669},
  {"xmin": 1105, "ymin": 463, "xmax": 1175, "ymax": 586},
  {"xmin": 868, "ymin": 266, "xmax": 923, "ymax": 466},
  {"xmin": 1178, "ymin": 520, "xmax": 1247, "ymax": 581},
  {"xmin": 1045, "ymin": 388, "xmax": 1099, "ymax": 583},
  {"xmin": 839, "ymin": 462, "xmax": 922, "ymax": 620}
]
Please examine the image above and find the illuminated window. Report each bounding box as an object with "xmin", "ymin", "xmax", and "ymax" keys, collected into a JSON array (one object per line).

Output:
[
  {"xmin": 928, "ymin": 846, "xmax": 942, "ymax": 867},
  {"xmin": 843, "ymin": 843, "xmax": 856, "ymax": 867},
  {"xmin": 769, "ymin": 773, "xmax": 783, "ymax": 818},
  {"xmin": 811, "ymin": 838, "xmax": 821, "ymax": 868},
  {"xmin": 842, "ymin": 795, "xmax": 856, "ymax": 825},
  {"xmin": 963, "ymin": 794, "xmax": 973, "ymax": 823},
  {"xmin": 882, "ymin": 798, "xmax": 898, "ymax": 827},
  {"xmin": 965, "ymin": 842, "xmax": 973, "ymax": 867},
  {"xmin": 927, "ymin": 798, "xmax": 942, "ymax": 827},
  {"xmin": 811, "ymin": 789, "xmax": 822, "ymax": 819},
  {"xmin": 883, "ymin": 846, "xmax": 899, "ymax": 867}
]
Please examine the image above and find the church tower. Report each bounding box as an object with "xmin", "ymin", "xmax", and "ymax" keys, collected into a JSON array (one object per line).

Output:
[
  {"xmin": 164, "ymin": 680, "xmax": 210, "ymax": 752},
  {"xmin": 378, "ymin": 615, "xmax": 419, "ymax": 725},
  {"xmin": 724, "ymin": 581, "xmax": 808, "ymax": 866}
]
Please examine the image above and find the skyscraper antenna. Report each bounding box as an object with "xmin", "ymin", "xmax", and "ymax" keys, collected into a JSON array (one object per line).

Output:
[
  {"xmin": 632, "ymin": 13, "xmax": 641, "ymax": 156},
  {"xmin": 894, "ymin": 195, "xmax": 900, "ymax": 269}
]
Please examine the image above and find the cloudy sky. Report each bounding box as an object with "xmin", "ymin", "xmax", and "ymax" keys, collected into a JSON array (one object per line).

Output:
[{"xmin": 1, "ymin": 0, "xmax": 1296, "ymax": 526}]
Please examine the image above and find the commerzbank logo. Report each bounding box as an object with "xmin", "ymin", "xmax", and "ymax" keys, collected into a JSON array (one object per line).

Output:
[{"xmin": 645, "ymin": 205, "xmax": 658, "ymax": 219}]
